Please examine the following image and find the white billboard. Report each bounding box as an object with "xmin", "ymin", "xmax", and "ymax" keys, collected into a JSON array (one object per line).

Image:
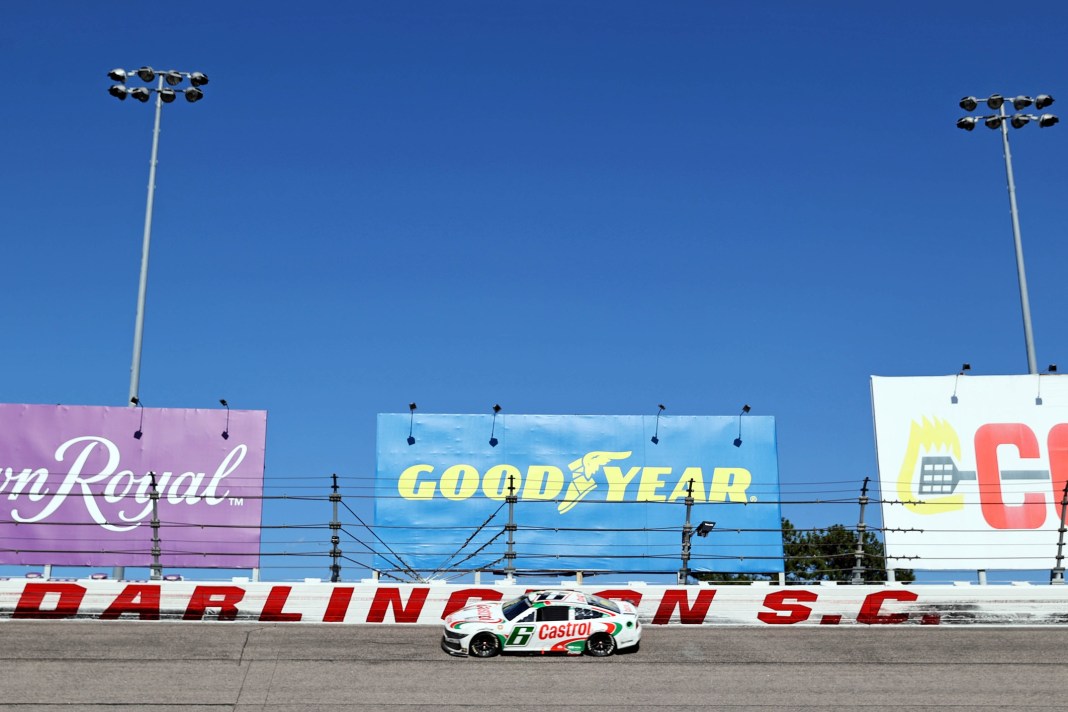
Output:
[{"xmin": 872, "ymin": 375, "xmax": 1068, "ymax": 570}]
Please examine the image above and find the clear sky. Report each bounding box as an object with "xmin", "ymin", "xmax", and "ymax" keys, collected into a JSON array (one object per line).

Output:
[{"xmin": 4, "ymin": 2, "xmax": 1068, "ymax": 582}]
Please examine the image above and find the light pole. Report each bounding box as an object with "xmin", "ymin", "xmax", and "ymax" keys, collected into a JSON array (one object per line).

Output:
[
  {"xmin": 957, "ymin": 94, "xmax": 1058, "ymax": 375},
  {"xmin": 108, "ymin": 66, "xmax": 209, "ymax": 406}
]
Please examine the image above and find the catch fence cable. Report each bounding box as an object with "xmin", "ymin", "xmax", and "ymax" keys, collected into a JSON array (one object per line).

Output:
[
  {"xmin": 340, "ymin": 499, "xmax": 422, "ymax": 582},
  {"xmin": 426, "ymin": 501, "xmax": 506, "ymax": 580}
]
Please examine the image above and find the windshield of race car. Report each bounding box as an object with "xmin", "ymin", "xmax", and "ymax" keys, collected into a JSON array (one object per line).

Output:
[{"xmin": 501, "ymin": 596, "xmax": 532, "ymax": 620}]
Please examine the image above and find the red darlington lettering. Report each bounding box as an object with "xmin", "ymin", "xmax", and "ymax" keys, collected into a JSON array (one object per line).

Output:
[
  {"xmin": 259, "ymin": 586, "xmax": 303, "ymax": 622},
  {"xmin": 857, "ymin": 590, "xmax": 918, "ymax": 624},
  {"xmin": 366, "ymin": 587, "xmax": 429, "ymax": 623},
  {"xmin": 183, "ymin": 586, "xmax": 245, "ymax": 621},
  {"xmin": 757, "ymin": 589, "xmax": 817, "ymax": 624},
  {"xmin": 323, "ymin": 587, "xmax": 354, "ymax": 622},
  {"xmin": 975, "ymin": 423, "xmax": 1046, "ymax": 529},
  {"xmin": 101, "ymin": 584, "xmax": 161, "ymax": 620},
  {"xmin": 441, "ymin": 588, "xmax": 504, "ymax": 619},
  {"xmin": 652, "ymin": 589, "xmax": 716, "ymax": 625},
  {"xmin": 13, "ymin": 583, "xmax": 86, "ymax": 619}
]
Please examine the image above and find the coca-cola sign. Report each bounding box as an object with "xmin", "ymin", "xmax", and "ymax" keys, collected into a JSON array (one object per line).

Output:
[{"xmin": 0, "ymin": 404, "xmax": 266, "ymax": 568}]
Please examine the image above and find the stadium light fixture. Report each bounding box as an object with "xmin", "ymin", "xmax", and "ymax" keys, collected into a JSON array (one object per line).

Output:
[
  {"xmin": 107, "ymin": 66, "xmax": 209, "ymax": 407},
  {"xmin": 131, "ymin": 396, "xmax": 144, "ymax": 439},
  {"xmin": 220, "ymin": 398, "xmax": 230, "ymax": 439},
  {"xmin": 1013, "ymin": 96, "xmax": 1034, "ymax": 111},
  {"xmin": 490, "ymin": 404, "xmax": 502, "ymax": 447},
  {"xmin": 956, "ymin": 93, "xmax": 1058, "ymax": 375}
]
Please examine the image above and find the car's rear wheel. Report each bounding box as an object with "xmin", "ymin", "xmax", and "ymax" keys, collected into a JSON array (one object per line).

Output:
[
  {"xmin": 585, "ymin": 632, "xmax": 616, "ymax": 657},
  {"xmin": 469, "ymin": 633, "xmax": 500, "ymax": 658}
]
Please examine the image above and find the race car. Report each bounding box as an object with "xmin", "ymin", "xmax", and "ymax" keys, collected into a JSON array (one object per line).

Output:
[{"xmin": 441, "ymin": 589, "xmax": 640, "ymax": 657}]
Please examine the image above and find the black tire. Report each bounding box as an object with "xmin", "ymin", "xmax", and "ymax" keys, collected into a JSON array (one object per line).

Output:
[
  {"xmin": 585, "ymin": 632, "xmax": 616, "ymax": 657},
  {"xmin": 469, "ymin": 633, "xmax": 501, "ymax": 658}
]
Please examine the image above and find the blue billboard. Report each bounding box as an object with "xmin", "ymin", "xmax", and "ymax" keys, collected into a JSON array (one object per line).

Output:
[{"xmin": 374, "ymin": 414, "xmax": 783, "ymax": 575}]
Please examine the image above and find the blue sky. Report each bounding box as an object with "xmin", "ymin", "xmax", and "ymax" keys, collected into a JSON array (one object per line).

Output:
[{"xmin": 4, "ymin": 2, "xmax": 1068, "ymax": 582}]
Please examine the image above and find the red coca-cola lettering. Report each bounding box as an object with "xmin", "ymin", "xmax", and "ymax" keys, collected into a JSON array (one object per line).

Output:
[
  {"xmin": 101, "ymin": 584, "xmax": 161, "ymax": 620},
  {"xmin": 323, "ymin": 587, "xmax": 354, "ymax": 622},
  {"xmin": 183, "ymin": 586, "xmax": 245, "ymax": 621},
  {"xmin": 13, "ymin": 583, "xmax": 86, "ymax": 619},
  {"xmin": 652, "ymin": 589, "xmax": 716, "ymax": 625},
  {"xmin": 366, "ymin": 586, "xmax": 429, "ymax": 623},
  {"xmin": 975, "ymin": 423, "xmax": 1046, "ymax": 529},
  {"xmin": 441, "ymin": 588, "xmax": 504, "ymax": 619},
  {"xmin": 857, "ymin": 590, "xmax": 918, "ymax": 624},
  {"xmin": 260, "ymin": 586, "xmax": 302, "ymax": 622},
  {"xmin": 757, "ymin": 589, "xmax": 817, "ymax": 624}
]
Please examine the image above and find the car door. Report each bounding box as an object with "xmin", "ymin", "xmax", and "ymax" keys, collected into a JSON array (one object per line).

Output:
[{"xmin": 531, "ymin": 604, "xmax": 577, "ymax": 652}]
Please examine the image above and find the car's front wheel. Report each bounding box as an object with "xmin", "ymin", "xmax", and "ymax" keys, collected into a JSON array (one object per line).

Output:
[
  {"xmin": 585, "ymin": 632, "xmax": 616, "ymax": 657},
  {"xmin": 469, "ymin": 633, "xmax": 501, "ymax": 658}
]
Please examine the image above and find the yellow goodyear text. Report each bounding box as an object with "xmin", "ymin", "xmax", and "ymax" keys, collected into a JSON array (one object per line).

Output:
[{"xmin": 396, "ymin": 462, "xmax": 753, "ymax": 506}]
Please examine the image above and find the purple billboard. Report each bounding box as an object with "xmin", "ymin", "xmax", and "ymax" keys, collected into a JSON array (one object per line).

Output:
[{"xmin": 0, "ymin": 404, "xmax": 266, "ymax": 568}]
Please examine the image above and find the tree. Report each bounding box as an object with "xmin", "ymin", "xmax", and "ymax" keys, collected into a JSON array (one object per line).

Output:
[
  {"xmin": 695, "ymin": 518, "xmax": 914, "ymax": 584},
  {"xmin": 783, "ymin": 518, "xmax": 914, "ymax": 583}
]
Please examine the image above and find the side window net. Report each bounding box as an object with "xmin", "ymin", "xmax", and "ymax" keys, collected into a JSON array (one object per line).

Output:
[
  {"xmin": 574, "ymin": 607, "xmax": 604, "ymax": 620},
  {"xmin": 536, "ymin": 605, "xmax": 570, "ymax": 622}
]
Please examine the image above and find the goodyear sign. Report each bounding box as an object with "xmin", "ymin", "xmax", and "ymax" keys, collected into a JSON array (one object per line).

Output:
[
  {"xmin": 873, "ymin": 375, "xmax": 1068, "ymax": 570},
  {"xmin": 374, "ymin": 414, "xmax": 784, "ymax": 574}
]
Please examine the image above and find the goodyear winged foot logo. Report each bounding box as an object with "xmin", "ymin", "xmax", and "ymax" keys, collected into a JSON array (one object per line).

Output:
[{"xmin": 558, "ymin": 451, "xmax": 632, "ymax": 513}]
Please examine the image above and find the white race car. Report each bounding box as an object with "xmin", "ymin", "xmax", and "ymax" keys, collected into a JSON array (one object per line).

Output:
[{"xmin": 441, "ymin": 589, "xmax": 641, "ymax": 657}]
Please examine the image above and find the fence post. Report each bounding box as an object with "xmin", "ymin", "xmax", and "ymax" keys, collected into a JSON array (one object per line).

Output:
[
  {"xmin": 329, "ymin": 473, "xmax": 342, "ymax": 583},
  {"xmin": 1051, "ymin": 481, "xmax": 1068, "ymax": 585},
  {"xmin": 850, "ymin": 477, "xmax": 870, "ymax": 584},
  {"xmin": 504, "ymin": 474, "xmax": 517, "ymax": 583},
  {"xmin": 678, "ymin": 479, "xmax": 695, "ymax": 585},
  {"xmin": 149, "ymin": 471, "xmax": 162, "ymax": 581}
]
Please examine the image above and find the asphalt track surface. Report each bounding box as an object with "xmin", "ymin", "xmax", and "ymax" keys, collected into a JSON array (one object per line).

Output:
[{"xmin": 2, "ymin": 623, "xmax": 1066, "ymax": 711}]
